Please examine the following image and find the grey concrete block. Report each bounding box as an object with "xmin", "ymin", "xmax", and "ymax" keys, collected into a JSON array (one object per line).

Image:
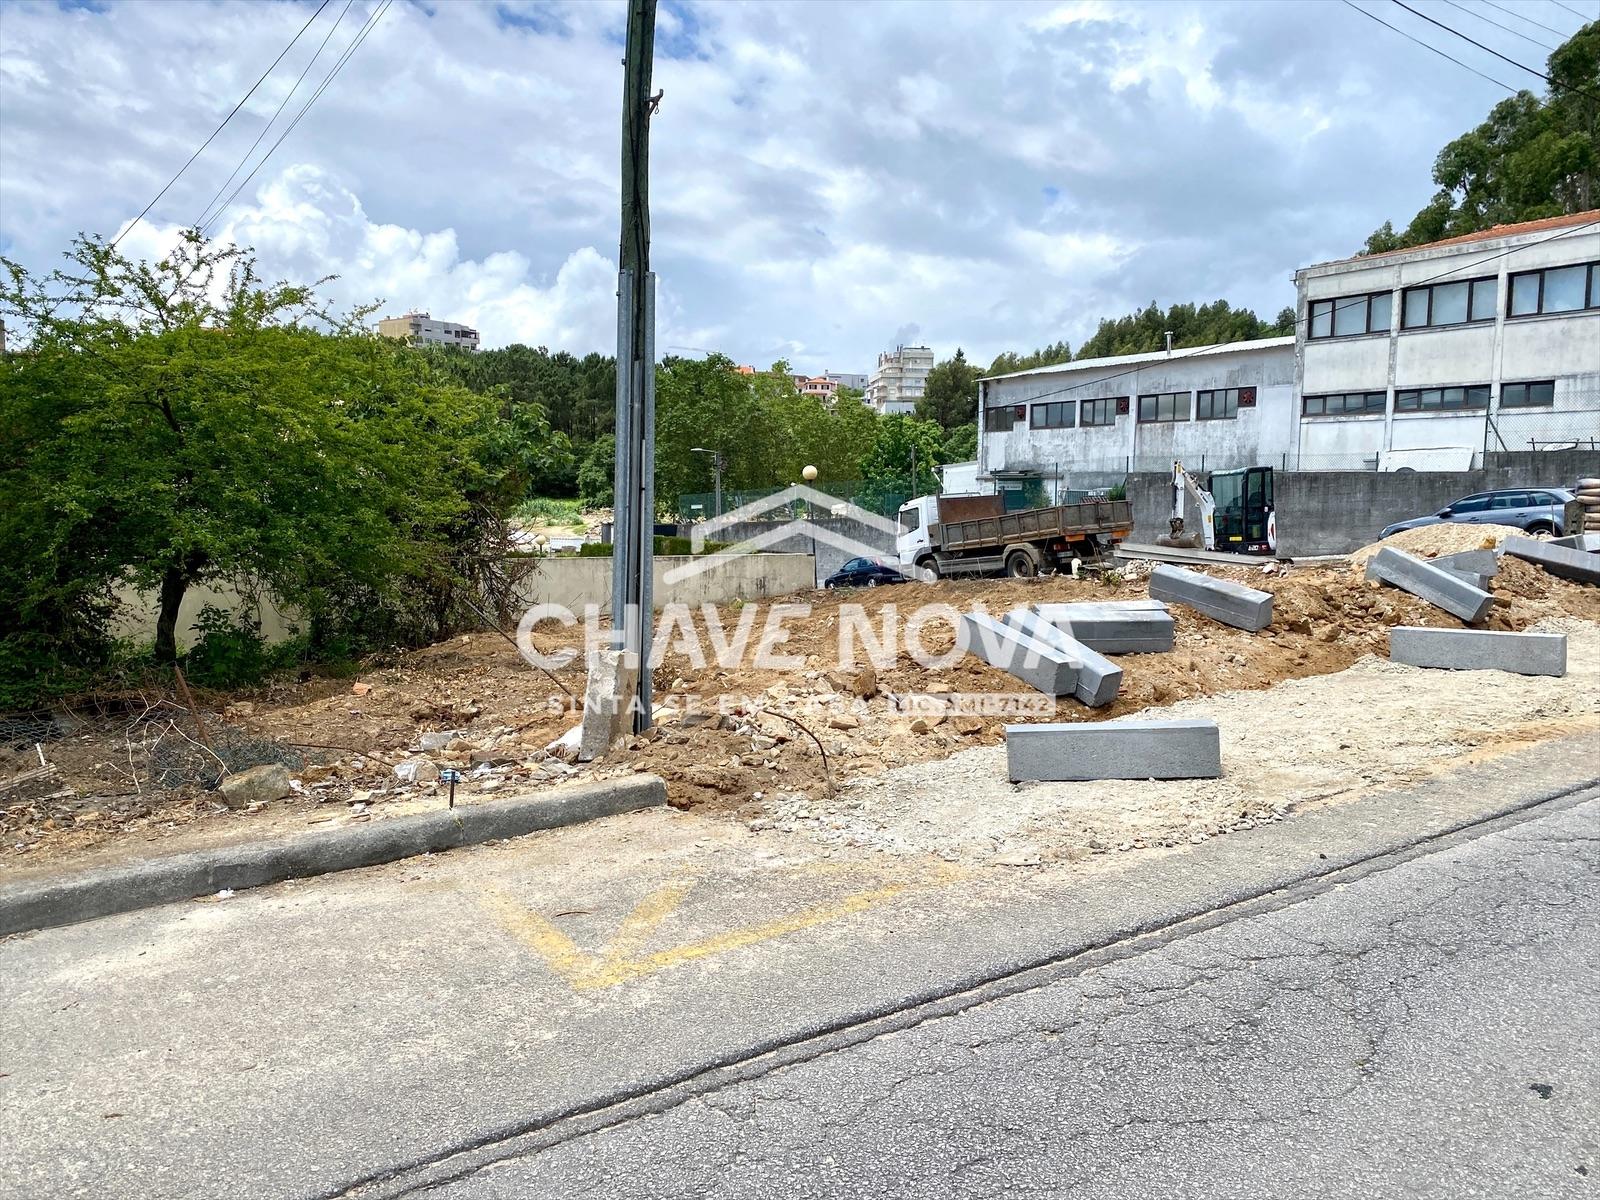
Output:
[
  {"xmin": 1434, "ymin": 564, "xmax": 1493, "ymax": 592},
  {"xmin": 0, "ymin": 777, "xmax": 669, "ymax": 937},
  {"xmin": 1389, "ymin": 626, "xmax": 1566, "ymax": 677},
  {"xmin": 1502, "ymin": 535, "xmax": 1600, "ymax": 585},
  {"xmin": 1363, "ymin": 547, "xmax": 1493, "ymax": 623},
  {"xmin": 1147, "ymin": 564, "xmax": 1273, "ymax": 631},
  {"xmin": 1000, "ymin": 609, "xmax": 1123, "ymax": 707},
  {"xmin": 1006, "ymin": 719, "xmax": 1221, "ymax": 782},
  {"xmin": 1432, "ymin": 549, "xmax": 1500, "ymax": 577},
  {"xmin": 957, "ymin": 612, "xmax": 1080, "ymax": 698},
  {"xmin": 1032, "ymin": 602, "xmax": 1176, "ymax": 654},
  {"xmin": 1549, "ymin": 533, "xmax": 1600, "ymax": 553}
]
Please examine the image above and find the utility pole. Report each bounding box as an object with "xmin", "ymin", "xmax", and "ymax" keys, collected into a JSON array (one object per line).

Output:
[{"xmin": 611, "ymin": 0, "xmax": 659, "ymax": 731}]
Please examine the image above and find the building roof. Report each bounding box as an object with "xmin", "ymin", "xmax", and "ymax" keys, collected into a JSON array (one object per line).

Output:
[
  {"xmin": 978, "ymin": 335, "xmax": 1295, "ymax": 383},
  {"xmin": 1306, "ymin": 209, "xmax": 1600, "ymax": 271}
]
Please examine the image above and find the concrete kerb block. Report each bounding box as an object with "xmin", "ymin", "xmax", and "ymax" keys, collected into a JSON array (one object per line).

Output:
[
  {"xmin": 1147, "ymin": 564, "xmax": 1273, "ymax": 632},
  {"xmin": 1432, "ymin": 549, "xmax": 1501, "ymax": 577},
  {"xmin": 1006, "ymin": 719, "xmax": 1222, "ymax": 782},
  {"xmin": 0, "ymin": 777, "xmax": 669, "ymax": 937},
  {"xmin": 1000, "ymin": 609, "xmax": 1122, "ymax": 707},
  {"xmin": 1389, "ymin": 626, "xmax": 1567, "ymax": 677},
  {"xmin": 1363, "ymin": 547, "xmax": 1493, "ymax": 623},
  {"xmin": 1501, "ymin": 535, "xmax": 1600, "ymax": 585},
  {"xmin": 1549, "ymin": 533, "xmax": 1600, "ymax": 553},
  {"xmin": 1032, "ymin": 602, "xmax": 1176, "ymax": 654},
  {"xmin": 1434, "ymin": 563, "xmax": 1493, "ymax": 592},
  {"xmin": 957, "ymin": 612, "xmax": 1080, "ymax": 698}
]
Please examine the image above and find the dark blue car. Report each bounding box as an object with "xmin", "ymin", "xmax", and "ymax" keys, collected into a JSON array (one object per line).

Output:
[{"xmin": 824, "ymin": 556, "xmax": 909, "ymax": 589}]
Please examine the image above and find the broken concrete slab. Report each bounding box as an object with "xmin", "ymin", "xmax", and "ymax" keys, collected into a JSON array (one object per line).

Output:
[
  {"xmin": 1006, "ymin": 718, "xmax": 1221, "ymax": 782},
  {"xmin": 957, "ymin": 612, "xmax": 1079, "ymax": 698},
  {"xmin": 1147, "ymin": 564, "xmax": 1273, "ymax": 631},
  {"xmin": 1363, "ymin": 547, "xmax": 1493, "ymax": 623},
  {"xmin": 1501, "ymin": 535, "xmax": 1600, "ymax": 585},
  {"xmin": 999, "ymin": 609, "xmax": 1122, "ymax": 707},
  {"xmin": 1431, "ymin": 549, "xmax": 1500, "ymax": 577},
  {"xmin": 1389, "ymin": 626, "xmax": 1566, "ymax": 677},
  {"xmin": 1549, "ymin": 533, "xmax": 1600, "ymax": 553},
  {"xmin": 1031, "ymin": 602, "xmax": 1175, "ymax": 654},
  {"xmin": 579, "ymin": 648, "xmax": 639, "ymax": 762}
]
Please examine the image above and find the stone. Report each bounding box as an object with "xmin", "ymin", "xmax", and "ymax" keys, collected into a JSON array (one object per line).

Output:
[
  {"xmin": 956, "ymin": 612, "xmax": 1080, "ymax": 698},
  {"xmin": 579, "ymin": 648, "xmax": 639, "ymax": 763},
  {"xmin": 1148, "ymin": 564, "xmax": 1273, "ymax": 631},
  {"xmin": 1502, "ymin": 535, "xmax": 1600, "ymax": 584},
  {"xmin": 1548, "ymin": 533, "xmax": 1600, "ymax": 553},
  {"xmin": 1389, "ymin": 627, "xmax": 1566, "ymax": 677},
  {"xmin": 393, "ymin": 758, "xmax": 440, "ymax": 784},
  {"xmin": 827, "ymin": 712, "xmax": 861, "ymax": 730},
  {"xmin": 1363, "ymin": 547, "xmax": 1493, "ymax": 623},
  {"xmin": 218, "ymin": 763, "xmax": 293, "ymax": 809},
  {"xmin": 1431, "ymin": 549, "xmax": 1500, "ymax": 577},
  {"xmin": 1032, "ymin": 602, "xmax": 1175, "ymax": 654},
  {"xmin": 418, "ymin": 730, "xmax": 463, "ymax": 752},
  {"xmin": 350, "ymin": 682, "xmax": 371, "ymax": 696},
  {"xmin": 1006, "ymin": 719, "xmax": 1222, "ymax": 782},
  {"xmin": 998, "ymin": 608, "xmax": 1122, "ymax": 707}
]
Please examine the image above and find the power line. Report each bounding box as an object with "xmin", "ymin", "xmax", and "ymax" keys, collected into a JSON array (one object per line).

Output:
[
  {"xmin": 987, "ymin": 218, "xmax": 1600, "ymax": 405},
  {"xmin": 1479, "ymin": 0, "xmax": 1574, "ymax": 38},
  {"xmin": 202, "ymin": 0, "xmax": 392, "ymax": 235},
  {"xmin": 1548, "ymin": 1, "xmax": 1592, "ymax": 21},
  {"xmin": 110, "ymin": 0, "xmax": 332, "ymax": 248},
  {"xmin": 1389, "ymin": 0, "xmax": 1600, "ymax": 101},
  {"xmin": 1442, "ymin": 0, "xmax": 1556, "ymax": 50},
  {"xmin": 194, "ymin": 0, "xmax": 355, "ymax": 231},
  {"xmin": 1341, "ymin": 1, "xmax": 1521, "ymax": 92}
]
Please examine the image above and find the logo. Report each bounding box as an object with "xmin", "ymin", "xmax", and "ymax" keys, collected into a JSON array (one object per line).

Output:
[{"xmin": 664, "ymin": 484, "xmax": 920, "ymax": 585}]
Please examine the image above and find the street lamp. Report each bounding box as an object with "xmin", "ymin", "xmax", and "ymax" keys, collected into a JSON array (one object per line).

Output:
[
  {"xmin": 801, "ymin": 465, "xmax": 819, "ymax": 586},
  {"xmin": 691, "ymin": 447, "xmax": 725, "ymax": 518}
]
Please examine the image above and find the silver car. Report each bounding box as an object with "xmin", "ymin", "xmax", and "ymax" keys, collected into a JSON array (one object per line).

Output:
[{"xmin": 1380, "ymin": 487, "xmax": 1575, "ymax": 539}]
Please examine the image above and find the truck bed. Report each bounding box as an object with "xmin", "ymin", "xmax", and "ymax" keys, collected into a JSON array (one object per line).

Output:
[{"xmin": 940, "ymin": 498, "xmax": 1133, "ymax": 552}]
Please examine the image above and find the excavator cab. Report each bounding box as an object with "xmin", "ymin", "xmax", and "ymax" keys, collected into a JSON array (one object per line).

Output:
[{"xmin": 1209, "ymin": 467, "xmax": 1276, "ymax": 555}]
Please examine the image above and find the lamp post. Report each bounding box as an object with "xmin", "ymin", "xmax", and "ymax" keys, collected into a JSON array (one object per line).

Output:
[
  {"xmin": 802, "ymin": 465, "xmax": 819, "ymax": 585},
  {"xmin": 691, "ymin": 446, "xmax": 724, "ymax": 518}
]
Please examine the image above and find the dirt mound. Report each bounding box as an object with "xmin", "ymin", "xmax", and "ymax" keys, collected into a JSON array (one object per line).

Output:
[{"xmin": 1348, "ymin": 522, "xmax": 1528, "ymax": 568}]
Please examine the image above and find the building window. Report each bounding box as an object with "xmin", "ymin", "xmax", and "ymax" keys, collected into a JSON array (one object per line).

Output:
[
  {"xmin": 1031, "ymin": 400, "xmax": 1075, "ymax": 429},
  {"xmin": 1308, "ymin": 292, "xmax": 1392, "ymax": 339},
  {"xmin": 1195, "ymin": 388, "xmax": 1246, "ymax": 420},
  {"xmin": 1079, "ymin": 396, "xmax": 1117, "ymax": 427},
  {"xmin": 1302, "ymin": 391, "xmax": 1386, "ymax": 416},
  {"xmin": 1394, "ymin": 385, "xmax": 1490, "ymax": 412},
  {"xmin": 1500, "ymin": 380, "xmax": 1555, "ymax": 408},
  {"xmin": 1400, "ymin": 278, "xmax": 1497, "ymax": 329},
  {"xmin": 1137, "ymin": 391, "xmax": 1190, "ymax": 423},
  {"xmin": 1508, "ymin": 261, "xmax": 1600, "ymax": 317},
  {"xmin": 984, "ymin": 405, "xmax": 1025, "ymax": 432}
]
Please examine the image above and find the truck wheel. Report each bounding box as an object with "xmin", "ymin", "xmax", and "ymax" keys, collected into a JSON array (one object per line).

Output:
[
  {"xmin": 1005, "ymin": 550, "xmax": 1037, "ymax": 578},
  {"xmin": 916, "ymin": 556, "xmax": 940, "ymax": 581}
]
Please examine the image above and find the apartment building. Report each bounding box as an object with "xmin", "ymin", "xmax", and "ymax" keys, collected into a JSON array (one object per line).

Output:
[
  {"xmin": 377, "ymin": 310, "xmax": 481, "ymax": 352},
  {"xmin": 866, "ymin": 345, "xmax": 934, "ymax": 415}
]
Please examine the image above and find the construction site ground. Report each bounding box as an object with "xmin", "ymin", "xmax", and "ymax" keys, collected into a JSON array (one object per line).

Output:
[{"xmin": 5, "ymin": 521, "xmax": 1600, "ymax": 883}]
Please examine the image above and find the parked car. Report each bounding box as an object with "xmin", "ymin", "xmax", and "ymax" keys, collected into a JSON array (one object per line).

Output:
[
  {"xmin": 823, "ymin": 556, "xmax": 909, "ymax": 589},
  {"xmin": 1380, "ymin": 487, "xmax": 1575, "ymax": 539}
]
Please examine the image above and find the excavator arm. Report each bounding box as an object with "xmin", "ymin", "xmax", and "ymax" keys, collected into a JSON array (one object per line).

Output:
[{"xmin": 1155, "ymin": 459, "xmax": 1215, "ymax": 550}]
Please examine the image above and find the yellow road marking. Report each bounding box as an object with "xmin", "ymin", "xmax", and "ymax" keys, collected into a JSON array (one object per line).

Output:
[{"xmin": 483, "ymin": 865, "xmax": 963, "ymax": 991}]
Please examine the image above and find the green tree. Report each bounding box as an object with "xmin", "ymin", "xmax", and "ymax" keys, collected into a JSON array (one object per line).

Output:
[
  {"xmin": 857, "ymin": 414, "xmax": 944, "ymax": 512},
  {"xmin": 942, "ymin": 422, "xmax": 978, "ymax": 462},
  {"xmin": 916, "ymin": 347, "xmax": 981, "ymax": 430},
  {"xmin": 1362, "ymin": 22, "xmax": 1599, "ymax": 251},
  {"xmin": 576, "ymin": 434, "xmax": 616, "ymax": 508},
  {"xmin": 1073, "ymin": 299, "xmax": 1285, "ymax": 359},
  {"xmin": 988, "ymin": 340, "xmax": 1072, "ymax": 375},
  {"xmin": 0, "ymin": 231, "xmax": 505, "ymax": 682}
]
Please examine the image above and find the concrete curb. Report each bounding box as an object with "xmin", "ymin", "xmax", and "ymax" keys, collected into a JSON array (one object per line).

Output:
[{"xmin": 0, "ymin": 776, "xmax": 668, "ymax": 937}]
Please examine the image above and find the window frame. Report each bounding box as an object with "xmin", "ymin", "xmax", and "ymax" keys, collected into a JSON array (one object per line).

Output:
[
  {"xmin": 1030, "ymin": 400, "xmax": 1076, "ymax": 430},
  {"xmin": 983, "ymin": 404, "xmax": 1025, "ymax": 432},
  {"xmin": 1301, "ymin": 391, "xmax": 1386, "ymax": 417},
  {"xmin": 1393, "ymin": 384, "xmax": 1491, "ymax": 412},
  {"xmin": 1308, "ymin": 291, "xmax": 1393, "ymax": 340},
  {"xmin": 1136, "ymin": 390, "xmax": 1191, "ymax": 424},
  {"xmin": 1499, "ymin": 380, "xmax": 1555, "ymax": 409},
  {"xmin": 1195, "ymin": 388, "xmax": 1243, "ymax": 421},
  {"xmin": 1506, "ymin": 260, "xmax": 1600, "ymax": 318},
  {"xmin": 1399, "ymin": 276, "xmax": 1498, "ymax": 330},
  {"xmin": 1079, "ymin": 396, "xmax": 1119, "ymax": 427}
]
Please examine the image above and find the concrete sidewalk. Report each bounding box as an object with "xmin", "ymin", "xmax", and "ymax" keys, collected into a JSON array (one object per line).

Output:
[{"xmin": 2, "ymin": 730, "xmax": 1598, "ymax": 1200}]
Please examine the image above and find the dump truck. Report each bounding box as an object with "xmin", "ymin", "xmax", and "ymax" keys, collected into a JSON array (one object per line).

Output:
[{"xmin": 895, "ymin": 493, "xmax": 1134, "ymax": 579}]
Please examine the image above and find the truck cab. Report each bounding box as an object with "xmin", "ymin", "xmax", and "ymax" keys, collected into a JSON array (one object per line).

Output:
[{"xmin": 895, "ymin": 496, "xmax": 939, "ymax": 569}]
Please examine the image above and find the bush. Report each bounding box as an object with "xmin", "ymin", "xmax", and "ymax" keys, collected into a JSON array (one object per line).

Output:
[
  {"xmin": 515, "ymin": 496, "xmax": 584, "ymax": 524},
  {"xmin": 575, "ymin": 537, "xmax": 731, "ymax": 558}
]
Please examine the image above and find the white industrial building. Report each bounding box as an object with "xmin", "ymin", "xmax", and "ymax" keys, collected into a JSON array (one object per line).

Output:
[
  {"xmin": 975, "ymin": 210, "xmax": 1600, "ymax": 497},
  {"xmin": 376, "ymin": 310, "xmax": 481, "ymax": 351},
  {"xmin": 977, "ymin": 337, "xmax": 1297, "ymax": 498},
  {"xmin": 1295, "ymin": 210, "xmax": 1599, "ymax": 468},
  {"xmin": 867, "ymin": 345, "xmax": 934, "ymax": 414}
]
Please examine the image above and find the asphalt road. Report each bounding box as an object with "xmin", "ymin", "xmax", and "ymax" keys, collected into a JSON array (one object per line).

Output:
[{"xmin": 431, "ymin": 796, "xmax": 1600, "ymax": 1199}]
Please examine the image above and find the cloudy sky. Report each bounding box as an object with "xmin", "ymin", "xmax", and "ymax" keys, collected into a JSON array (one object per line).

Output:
[{"xmin": 1, "ymin": 0, "xmax": 1592, "ymax": 371}]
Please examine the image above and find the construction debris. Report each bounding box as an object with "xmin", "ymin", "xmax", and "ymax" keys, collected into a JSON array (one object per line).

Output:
[
  {"xmin": 1363, "ymin": 546, "xmax": 1493, "ymax": 623},
  {"xmin": 1006, "ymin": 718, "xmax": 1222, "ymax": 782},
  {"xmin": 1148, "ymin": 563, "xmax": 1273, "ymax": 631},
  {"xmin": 1502, "ymin": 535, "xmax": 1600, "ymax": 585},
  {"xmin": 1389, "ymin": 627, "xmax": 1567, "ymax": 677}
]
